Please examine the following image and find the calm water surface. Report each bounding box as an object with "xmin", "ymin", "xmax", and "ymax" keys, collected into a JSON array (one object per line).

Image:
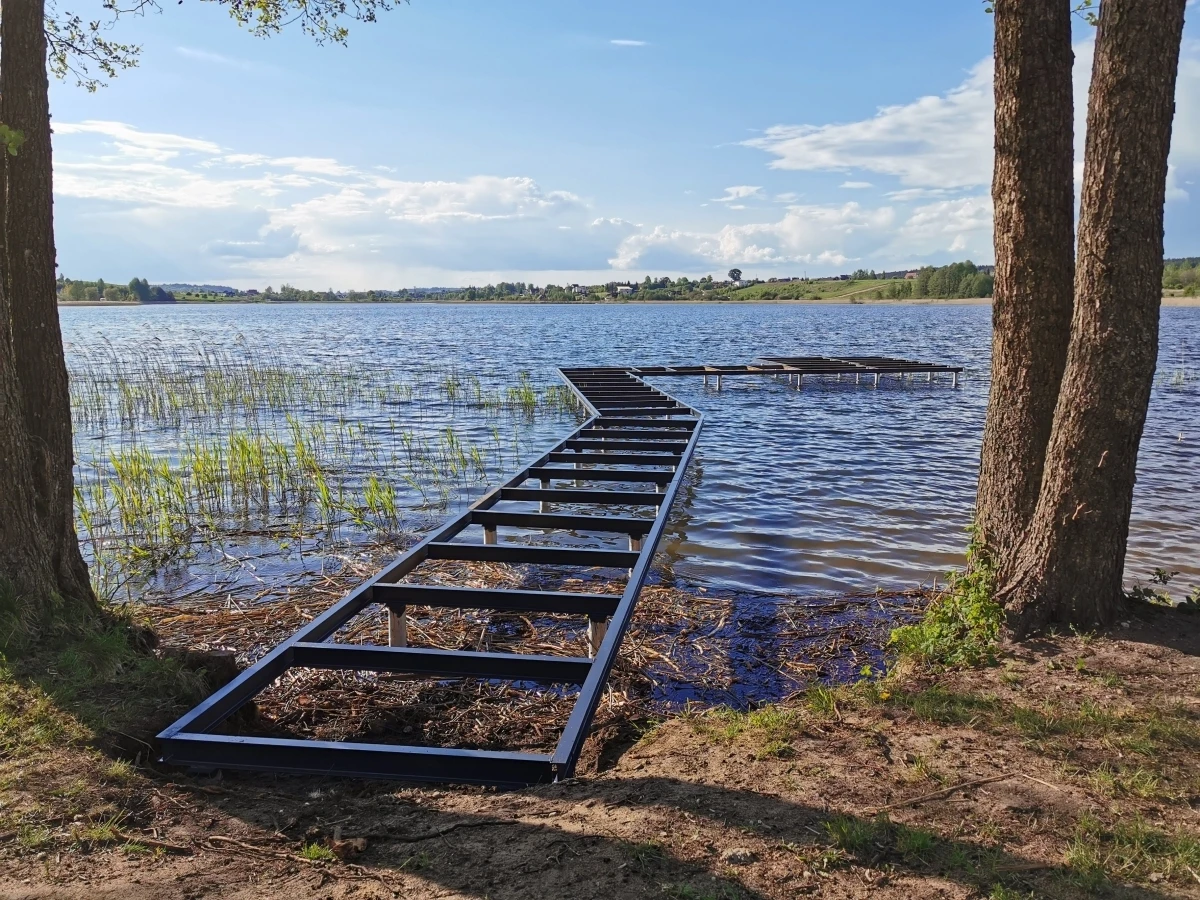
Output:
[{"xmin": 60, "ymin": 302, "xmax": 1200, "ymax": 599}]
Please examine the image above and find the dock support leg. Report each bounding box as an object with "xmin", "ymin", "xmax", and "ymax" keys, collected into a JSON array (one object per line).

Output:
[
  {"xmin": 716, "ymin": 375, "xmax": 722, "ymax": 391},
  {"xmin": 928, "ymin": 372, "xmax": 932, "ymax": 383},
  {"xmin": 797, "ymin": 374, "xmax": 803, "ymax": 390},
  {"xmin": 388, "ymin": 606, "xmax": 407, "ymax": 648},
  {"xmin": 540, "ymin": 478, "xmax": 550, "ymax": 513},
  {"xmin": 952, "ymin": 372, "xmax": 959, "ymax": 387},
  {"xmin": 874, "ymin": 373, "xmax": 879, "ymax": 387},
  {"xmin": 629, "ymin": 534, "xmax": 644, "ymax": 552},
  {"xmin": 856, "ymin": 372, "xmax": 861, "ymax": 384},
  {"xmin": 587, "ymin": 617, "xmax": 608, "ymax": 658},
  {"xmin": 703, "ymin": 374, "xmax": 708, "ymax": 387},
  {"xmin": 483, "ymin": 526, "xmax": 497, "ymax": 545}
]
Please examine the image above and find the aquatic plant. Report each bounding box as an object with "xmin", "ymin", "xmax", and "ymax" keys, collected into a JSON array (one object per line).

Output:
[{"xmin": 67, "ymin": 335, "xmax": 587, "ymax": 601}]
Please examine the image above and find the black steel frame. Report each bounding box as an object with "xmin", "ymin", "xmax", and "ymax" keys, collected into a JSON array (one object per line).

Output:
[
  {"xmin": 158, "ymin": 366, "xmax": 704, "ymax": 787},
  {"xmin": 158, "ymin": 355, "xmax": 958, "ymax": 787}
]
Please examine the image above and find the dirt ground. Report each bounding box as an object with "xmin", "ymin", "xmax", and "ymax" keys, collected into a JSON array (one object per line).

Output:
[{"xmin": 1, "ymin": 603, "xmax": 1198, "ymax": 900}]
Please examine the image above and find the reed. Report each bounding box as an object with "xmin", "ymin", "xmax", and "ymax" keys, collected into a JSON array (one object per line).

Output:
[{"xmin": 67, "ymin": 335, "xmax": 586, "ymax": 601}]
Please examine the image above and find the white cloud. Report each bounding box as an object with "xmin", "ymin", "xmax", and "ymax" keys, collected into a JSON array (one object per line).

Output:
[
  {"xmin": 745, "ymin": 36, "xmax": 1199, "ymax": 201},
  {"xmin": 52, "ymin": 121, "xmax": 627, "ymax": 285},
  {"xmin": 175, "ymin": 46, "xmax": 259, "ymax": 71},
  {"xmin": 611, "ymin": 202, "xmax": 899, "ymax": 270},
  {"xmin": 610, "ymin": 39, "xmax": 647, "ymax": 47},
  {"xmin": 54, "ymin": 120, "xmax": 221, "ymax": 162},
  {"xmin": 712, "ymin": 185, "xmax": 763, "ymax": 203},
  {"xmin": 840, "ymin": 181, "xmax": 873, "ymax": 189},
  {"xmin": 884, "ymin": 195, "xmax": 993, "ymax": 259},
  {"xmin": 744, "ymin": 59, "xmax": 993, "ymax": 189}
]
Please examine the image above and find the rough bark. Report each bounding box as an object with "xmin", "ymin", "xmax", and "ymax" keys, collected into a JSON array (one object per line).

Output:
[
  {"xmin": 0, "ymin": 256, "xmax": 59, "ymax": 625},
  {"xmin": 975, "ymin": 0, "xmax": 1075, "ymax": 566},
  {"xmin": 1, "ymin": 0, "xmax": 95, "ymax": 610},
  {"xmin": 1000, "ymin": 0, "xmax": 1187, "ymax": 636}
]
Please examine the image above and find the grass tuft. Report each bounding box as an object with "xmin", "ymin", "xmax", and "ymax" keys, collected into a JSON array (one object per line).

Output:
[
  {"xmin": 890, "ymin": 531, "xmax": 1001, "ymax": 669},
  {"xmin": 299, "ymin": 842, "xmax": 337, "ymax": 862}
]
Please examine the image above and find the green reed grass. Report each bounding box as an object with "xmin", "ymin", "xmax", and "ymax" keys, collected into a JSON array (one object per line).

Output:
[{"xmin": 67, "ymin": 336, "xmax": 585, "ymax": 601}]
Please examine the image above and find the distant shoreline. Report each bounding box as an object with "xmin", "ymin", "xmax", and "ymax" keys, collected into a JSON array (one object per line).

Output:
[{"xmin": 58, "ymin": 295, "xmax": 1200, "ymax": 308}]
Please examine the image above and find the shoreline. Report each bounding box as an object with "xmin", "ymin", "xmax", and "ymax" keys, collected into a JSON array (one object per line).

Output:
[
  {"xmin": 58, "ymin": 295, "xmax": 1200, "ymax": 308},
  {"xmin": 2, "ymin": 598, "xmax": 1196, "ymax": 898}
]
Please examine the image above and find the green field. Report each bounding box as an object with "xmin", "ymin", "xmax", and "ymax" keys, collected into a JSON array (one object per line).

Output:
[{"xmin": 728, "ymin": 278, "xmax": 912, "ymax": 302}]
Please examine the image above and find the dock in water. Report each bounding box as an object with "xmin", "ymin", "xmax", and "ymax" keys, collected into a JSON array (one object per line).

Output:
[{"xmin": 158, "ymin": 355, "xmax": 963, "ymax": 787}]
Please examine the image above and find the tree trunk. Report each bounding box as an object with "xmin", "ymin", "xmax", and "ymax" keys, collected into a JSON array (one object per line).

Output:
[
  {"xmin": 1, "ymin": 0, "xmax": 95, "ymax": 612},
  {"xmin": 1000, "ymin": 0, "xmax": 1187, "ymax": 636},
  {"xmin": 0, "ymin": 277, "xmax": 60, "ymax": 628},
  {"xmin": 975, "ymin": 0, "xmax": 1075, "ymax": 566}
]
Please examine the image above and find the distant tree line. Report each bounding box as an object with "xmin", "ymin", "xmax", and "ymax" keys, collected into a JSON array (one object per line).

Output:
[
  {"xmin": 1162, "ymin": 258, "xmax": 1199, "ymax": 294},
  {"xmin": 913, "ymin": 261, "xmax": 995, "ymax": 298},
  {"xmin": 57, "ymin": 276, "xmax": 174, "ymax": 303}
]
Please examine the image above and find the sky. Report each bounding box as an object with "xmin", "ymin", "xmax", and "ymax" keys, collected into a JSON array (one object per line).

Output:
[{"xmin": 49, "ymin": 0, "xmax": 1200, "ymax": 290}]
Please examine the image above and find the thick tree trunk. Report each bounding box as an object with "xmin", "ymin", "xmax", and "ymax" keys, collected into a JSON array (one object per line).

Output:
[
  {"xmin": 0, "ymin": 279, "xmax": 60, "ymax": 625},
  {"xmin": 1000, "ymin": 0, "xmax": 1187, "ymax": 636},
  {"xmin": 1, "ymin": 0, "xmax": 95, "ymax": 610},
  {"xmin": 975, "ymin": 0, "xmax": 1075, "ymax": 566}
]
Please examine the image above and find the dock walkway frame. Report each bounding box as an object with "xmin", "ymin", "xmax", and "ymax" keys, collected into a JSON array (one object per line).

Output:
[{"xmin": 158, "ymin": 355, "xmax": 962, "ymax": 787}]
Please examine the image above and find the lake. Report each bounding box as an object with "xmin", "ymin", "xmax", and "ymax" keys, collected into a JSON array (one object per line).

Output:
[{"xmin": 60, "ymin": 301, "xmax": 1199, "ymax": 603}]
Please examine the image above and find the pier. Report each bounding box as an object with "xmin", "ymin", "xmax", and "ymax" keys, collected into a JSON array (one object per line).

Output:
[{"xmin": 159, "ymin": 355, "xmax": 962, "ymax": 787}]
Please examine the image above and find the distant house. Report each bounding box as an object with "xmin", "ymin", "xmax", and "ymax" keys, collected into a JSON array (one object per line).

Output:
[
  {"xmin": 245, "ymin": 289, "xmax": 260, "ymax": 296},
  {"xmin": 904, "ymin": 272, "xmax": 919, "ymax": 280},
  {"xmin": 735, "ymin": 279, "xmax": 753, "ymax": 288},
  {"xmin": 615, "ymin": 285, "xmax": 634, "ymax": 295}
]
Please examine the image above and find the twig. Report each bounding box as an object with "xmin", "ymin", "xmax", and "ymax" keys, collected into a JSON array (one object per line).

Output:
[
  {"xmin": 115, "ymin": 830, "xmax": 192, "ymax": 854},
  {"xmin": 205, "ymin": 835, "xmax": 294, "ymax": 858},
  {"xmin": 1019, "ymin": 773, "xmax": 1065, "ymax": 793},
  {"xmin": 346, "ymin": 863, "xmax": 401, "ymax": 894},
  {"xmin": 873, "ymin": 773, "xmax": 1013, "ymax": 813}
]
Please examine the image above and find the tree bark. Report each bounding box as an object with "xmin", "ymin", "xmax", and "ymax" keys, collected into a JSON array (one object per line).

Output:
[
  {"xmin": 0, "ymin": 273, "xmax": 60, "ymax": 626},
  {"xmin": 1000, "ymin": 0, "xmax": 1187, "ymax": 636},
  {"xmin": 1, "ymin": 0, "xmax": 95, "ymax": 611},
  {"xmin": 975, "ymin": 0, "xmax": 1075, "ymax": 566}
]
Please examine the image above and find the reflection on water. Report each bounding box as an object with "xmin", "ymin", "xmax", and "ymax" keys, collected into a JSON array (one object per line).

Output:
[{"xmin": 61, "ymin": 302, "xmax": 1200, "ymax": 600}]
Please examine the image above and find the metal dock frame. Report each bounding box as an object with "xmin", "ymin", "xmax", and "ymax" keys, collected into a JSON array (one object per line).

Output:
[{"xmin": 158, "ymin": 366, "xmax": 703, "ymax": 788}]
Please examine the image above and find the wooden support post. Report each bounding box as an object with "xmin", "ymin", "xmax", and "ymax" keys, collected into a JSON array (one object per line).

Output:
[
  {"xmin": 716, "ymin": 375, "xmax": 722, "ymax": 391},
  {"xmin": 629, "ymin": 534, "xmax": 644, "ymax": 552},
  {"xmin": 874, "ymin": 373, "xmax": 879, "ymax": 387},
  {"xmin": 587, "ymin": 617, "xmax": 608, "ymax": 658},
  {"xmin": 388, "ymin": 606, "xmax": 407, "ymax": 648},
  {"xmin": 856, "ymin": 372, "xmax": 861, "ymax": 384},
  {"xmin": 483, "ymin": 526, "xmax": 497, "ymax": 545},
  {"xmin": 952, "ymin": 371, "xmax": 959, "ymax": 388},
  {"xmin": 540, "ymin": 478, "xmax": 550, "ymax": 513}
]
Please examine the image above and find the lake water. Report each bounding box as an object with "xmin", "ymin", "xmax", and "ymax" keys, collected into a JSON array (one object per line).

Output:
[{"xmin": 60, "ymin": 302, "xmax": 1200, "ymax": 601}]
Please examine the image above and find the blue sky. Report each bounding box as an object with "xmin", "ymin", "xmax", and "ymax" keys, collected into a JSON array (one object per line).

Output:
[{"xmin": 50, "ymin": 0, "xmax": 1200, "ymax": 289}]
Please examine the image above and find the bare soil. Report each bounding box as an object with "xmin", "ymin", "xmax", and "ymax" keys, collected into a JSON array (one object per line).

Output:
[{"xmin": 1, "ymin": 603, "xmax": 1198, "ymax": 900}]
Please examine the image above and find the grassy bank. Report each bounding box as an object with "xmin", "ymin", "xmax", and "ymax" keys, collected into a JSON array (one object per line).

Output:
[{"xmin": 2, "ymin": 593, "xmax": 1197, "ymax": 898}]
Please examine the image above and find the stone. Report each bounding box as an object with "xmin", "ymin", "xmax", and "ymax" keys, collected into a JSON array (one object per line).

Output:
[{"xmin": 721, "ymin": 847, "xmax": 757, "ymax": 866}]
